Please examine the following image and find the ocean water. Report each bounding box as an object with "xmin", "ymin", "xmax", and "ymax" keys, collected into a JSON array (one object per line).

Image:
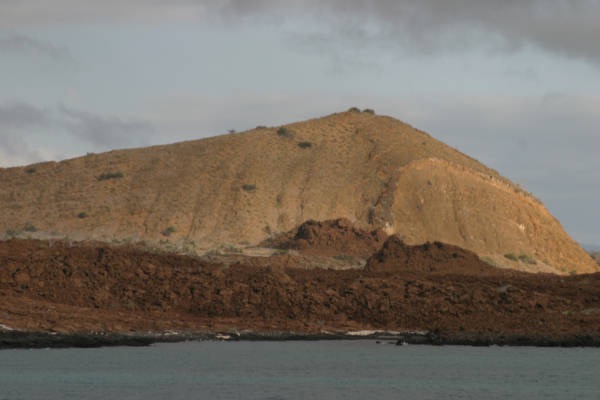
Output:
[{"xmin": 0, "ymin": 340, "xmax": 598, "ymax": 400}]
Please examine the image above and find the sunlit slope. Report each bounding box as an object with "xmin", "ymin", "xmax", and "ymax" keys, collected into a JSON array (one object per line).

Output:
[{"xmin": 1, "ymin": 110, "xmax": 596, "ymax": 274}]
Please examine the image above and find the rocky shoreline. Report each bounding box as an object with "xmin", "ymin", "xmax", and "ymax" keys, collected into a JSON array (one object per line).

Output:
[
  {"xmin": 3, "ymin": 329, "xmax": 600, "ymax": 349},
  {"xmin": 2, "ymin": 238, "xmax": 600, "ymax": 349}
]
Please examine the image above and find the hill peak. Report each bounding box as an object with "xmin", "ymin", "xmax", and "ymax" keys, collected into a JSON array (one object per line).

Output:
[{"xmin": 0, "ymin": 110, "xmax": 596, "ymax": 274}]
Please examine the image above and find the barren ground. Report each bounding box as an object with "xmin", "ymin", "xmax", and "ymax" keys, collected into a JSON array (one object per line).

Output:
[{"xmin": 1, "ymin": 237, "xmax": 599, "ymax": 342}]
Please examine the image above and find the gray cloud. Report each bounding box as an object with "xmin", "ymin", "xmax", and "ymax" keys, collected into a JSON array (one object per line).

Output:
[
  {"xmin": 0, "ymin": 131, "xmax": 42, "ymax": 167},
  {"xmin": 0, "ymin": 102, "xmax": 156, "ymax": 166},
  {"xmin": 1, "ymin": 1, "xmax": 599, "ymax": 63},
  {"xmin": 0, "ymin": 102, "xmax": 51, "ymax": 128},
  {"xmin": 218, "ymin": 0, "xmax": 600, "ymax": 64},
  {"xmin": 0, "ymin": 1, "xmax": 205, "ymax": 26},
  {"xmin": 0, "ymin": 33, "xmax": 72, "ymax": 62},
  {"xmin": 0, "ymin": 102, "xmax": 56, "ymax": 165},
  {"xmin": 59, "ymin": 106, "xmax": 157, "ymax": 148}
]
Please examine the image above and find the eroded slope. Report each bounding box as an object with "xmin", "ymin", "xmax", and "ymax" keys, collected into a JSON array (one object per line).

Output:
[{"xmin": 0, "ymin": 110, "xmax": 595, "ymax": 273}]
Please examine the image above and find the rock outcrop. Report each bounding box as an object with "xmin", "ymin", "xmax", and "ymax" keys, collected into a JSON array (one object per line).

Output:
[{"xmin": 2, "ymin": 239, "xmax": 600, "ymax": 340}]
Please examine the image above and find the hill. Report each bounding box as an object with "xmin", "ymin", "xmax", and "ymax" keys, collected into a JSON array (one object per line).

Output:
[{"xmin": 0, "ymin": 109, "xmax": 596, "ymax": 274}]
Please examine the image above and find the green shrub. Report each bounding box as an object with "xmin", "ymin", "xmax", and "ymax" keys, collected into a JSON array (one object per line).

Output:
[
  {"xmin": 25, "ymin": 167, "xmax": 36, "ymax": 174},
  {"xmin": 5, "ymin": 229, "xmax": 20, "ymax": 239},
  {"xmin": 333, "ymin": 254, "xmax": 355, "ymax": 262},
  {"xmin": 362, "ymin": 108, "xmax": 375, "ymax": 114},
  {"xmin": 348, "ymin": 107, "xmax": 360, "ymax": 113},
  {"xmin": 297, "ymin": 141, "xmax": 312, "ymax": 149},
  {"xmin": 277, "ymin": 127, "xmax": 294, "ymax": 138},
  {"xmin": 206, "ymin": 243, "xmax": 242, "ymax": 255},
  {"xmin": 504, "ymin": 253, "xmax": 518, "ymax": 261},
  {"xmin": 97, "ymin": 171, "xmax": 124, "ymax": 181},
  {"xmin": 481, "ymin": 256, "xmax": 498, "ymax": 267},
  {"xmin": 77, "ymin": 212, "xmax": 88, "ymax": 219},
  {"xmin": 518, "ymin": 254, "xmax": 537, "ymax": 265},
  {"xmin": 242, "ymin": 184, "xmax": 257, "ymax": 192},
  {"xmin": 23, "ymin": 224, "xmax": 37, "ymax": 232}
]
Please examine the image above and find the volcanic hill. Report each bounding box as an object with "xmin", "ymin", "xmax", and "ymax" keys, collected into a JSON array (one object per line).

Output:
[{"xmin": 0, "ymin": 110, "xmax": 596, "ymax": 274}]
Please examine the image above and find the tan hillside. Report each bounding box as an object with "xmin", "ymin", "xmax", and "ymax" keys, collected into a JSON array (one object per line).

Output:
[{"xmin": 0, "ymin": 110, "xmax": 596, "ymax": 274}]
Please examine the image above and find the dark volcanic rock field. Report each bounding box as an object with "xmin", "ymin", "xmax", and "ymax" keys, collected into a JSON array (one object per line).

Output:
[{"xmin": 1, "ymin": 234, "xmax": 600, "ymax": 346}]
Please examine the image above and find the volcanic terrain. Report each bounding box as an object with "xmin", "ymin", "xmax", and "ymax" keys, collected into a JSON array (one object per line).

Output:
[
  {"xmin": 1, "ymin": 221, "xmax": 599, "ymax": 345},
  {"xmin": 0, "ymin": 110, "xmax": 595, "ymax": 274},
  {"xmin": 1, "ymin": 110, "xmax": 599, "ymax": 346}
]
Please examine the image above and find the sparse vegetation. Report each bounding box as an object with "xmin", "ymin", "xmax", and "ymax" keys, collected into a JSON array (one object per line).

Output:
[
  {"xmin": 348, "ymin": 107, "xmax": 360, "ymax": 113},
  {"xmin": 5, "ymin": 229, "xmax": 20, "ymax": 239},
  {"xmin": 481, "ymin": 256, "xmax": 498, "ymax": 267},
  {"xmin": 256, "ymin": 125, "xmax": 268, "ymax": 129},
  {"xmin": 206, "ymin": 243, "xmax": 243, "ymax": 256},
  {"xmin": 97, "ymin": 171, "xmax": 124, "ymax": 181},
  {"xmin": 162, "ymin": 226, "xmax": 177, "ymax": 237},
  {"xmin": 24, "ymin": 167, "xmax": 36, "ymax": 174},
  {"xmin": 77, "ymin": 212, "xmax": 88, "ymax": 219},
  {"xmin": 23, "ymin": 224, "xmax": 37, "ymax": 233},
  {"xmin": 332, "ymin": 254, "xmax": 356, "ymax": 262},
  {"xmin": 363, "ymin": 108, "xmax": 375, "ymax": 114},
  {"xmin": 505, "ymin": 252, "xmax": 536, "ymax": 265},
  {"xmin": 181, "ymin": 238, "xmax": 197, "ymax": 255},
  {"xmin": 275, "ymin": 193, "xmax": 283, "ymax": 207},
  {"xmin": 297, "ymin": 141, "xmax": 312, "ymax": 149},
  {"xmin": 242, "ymin": 184, "xmax": 257, "ymax": 192},
  {"xmin": 277, "ymin": 127, "xmax": 294, "ymax": 138},
  {"xmin": 228, "ymin": 129, "xmax": 236, "ymax": 134},
  {"xmin": 518, "ymin": 254, "xmax": 537, "ymax": 265}
]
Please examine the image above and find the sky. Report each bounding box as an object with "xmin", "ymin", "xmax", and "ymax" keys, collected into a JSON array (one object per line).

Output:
[{"xmin": 0, "ymin": 0, "xmax": 599, "ymax": 245}]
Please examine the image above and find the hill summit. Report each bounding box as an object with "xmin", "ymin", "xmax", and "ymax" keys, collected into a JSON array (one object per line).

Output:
[{"xmin": 0, "ymin": 109, "xmax": 596, "ymax": 274}]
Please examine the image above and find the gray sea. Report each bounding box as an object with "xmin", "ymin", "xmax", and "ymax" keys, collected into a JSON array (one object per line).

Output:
[{"xmin": 1, "ymin": 340, "xmax": 598, "ymax": 399}]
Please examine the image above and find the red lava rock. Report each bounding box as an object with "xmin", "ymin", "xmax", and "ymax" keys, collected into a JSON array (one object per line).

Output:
[
  {"xmin": 0, "ymin": 238, "xmax": 599, "ymax": 341},
  {"xmin": 266, "ymin": 218, "xmax": 387, "ymax": 257},
  {"xmin": 365, "ymin": 235, "xmax": 500, "ymax": 275}
]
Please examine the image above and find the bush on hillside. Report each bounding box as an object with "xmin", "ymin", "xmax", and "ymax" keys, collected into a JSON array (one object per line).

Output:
[
  {"xmin": 97, "ymin": 171, "xmax": 124, "ymax": 181},
  {"xmin": 518, "ymin": 254, "xmax": 537, "ymax": 265},
  {"xmin": 297, "ymin": 141, "xmax": 313, "ymax": 149},
  {"xmin": 23, "ymin": 224, "xmax": 37, "ymax": 232},
  {"xmin": 277, "ymin": 127, "xmax": 294, "ymax": 138}
]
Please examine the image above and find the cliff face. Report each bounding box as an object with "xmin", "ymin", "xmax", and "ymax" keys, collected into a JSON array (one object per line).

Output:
[{"xmin": 0, "ymin": 110, "xmax": 596, "ymax": 274}]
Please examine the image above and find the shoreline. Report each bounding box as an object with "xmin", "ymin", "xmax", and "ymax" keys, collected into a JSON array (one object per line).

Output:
[
  {"xmin": 2, "ymin": 329, "xmax": 600, "ymax": 349},
  {"xmin": 2, "ymin": 240, "xmax": 600, "ymax": 350}
]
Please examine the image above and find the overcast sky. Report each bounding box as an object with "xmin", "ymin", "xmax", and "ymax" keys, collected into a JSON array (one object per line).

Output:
[{"xmin": 1, "ymin": 1, "xmax": 599, "ymax": 245}]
